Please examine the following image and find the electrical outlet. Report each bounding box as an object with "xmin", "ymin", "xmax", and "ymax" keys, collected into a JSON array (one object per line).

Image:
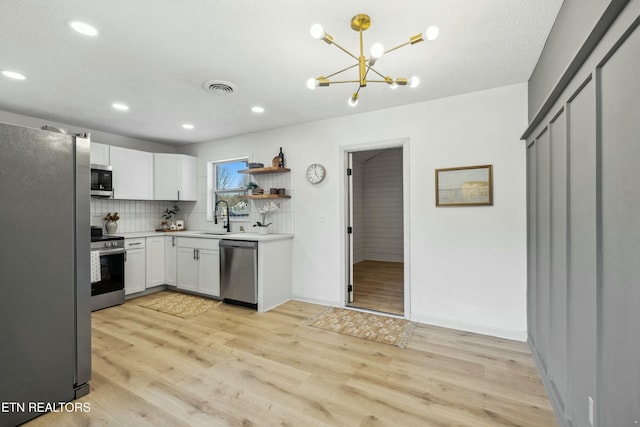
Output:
[{"xmin": 588, "ymin": 396, "xmax": 594, "ymax": 426}]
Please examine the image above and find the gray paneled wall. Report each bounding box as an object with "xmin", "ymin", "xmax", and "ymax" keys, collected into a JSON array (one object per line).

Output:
[
  {"xmin": 598, "ymin": 22, "xmax": 640, "ymax": 425},
  {"xmin": 353, "ymin": 148, "xmax": 403, "ymax": 263},
  {"xmin": 525, "ymin": 5, "xmax": 640, "ymax": 426}
]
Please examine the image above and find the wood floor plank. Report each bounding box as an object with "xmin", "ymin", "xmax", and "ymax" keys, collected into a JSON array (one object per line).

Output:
[
  {"xmin": 25, "ymin": 296, "xmax": 557, "ymax": 426},
  {"xmin": 351, "ymin": 260, "xmax": 404, "ymax": 315}
]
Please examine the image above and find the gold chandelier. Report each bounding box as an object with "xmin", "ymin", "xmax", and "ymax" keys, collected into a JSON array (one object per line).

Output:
[{"xmin": 307, "ymin": 14, "xmax": 439, "ymax": 106}]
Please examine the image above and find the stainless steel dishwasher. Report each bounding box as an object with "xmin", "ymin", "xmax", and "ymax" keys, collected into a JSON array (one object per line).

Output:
[{"xmin": 219, "ymin": 240, "xmax": 258, "ymax": 309}]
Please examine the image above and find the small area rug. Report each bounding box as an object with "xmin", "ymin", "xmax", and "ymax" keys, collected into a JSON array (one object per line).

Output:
[
  {"xmin": 138, "ymin": 293, "xmax": 221, "ymax": 318},
  {"xmin": 307, "ymin": 307, "xmax": 416, "ymax": 348}
]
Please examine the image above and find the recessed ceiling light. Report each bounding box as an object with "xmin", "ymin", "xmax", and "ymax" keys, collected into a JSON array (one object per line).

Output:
[
  {"xmin": 111, "ymin": 103, "xmax": 129, "ymax": 111},
  {"xmin": 182, "ymin": 124, "xmax": 194, "ymax": 130},
  {"xmin": 2, "ymin": 70, "xmax": 26, "ymax": 80},
  {"xmin": 251, "ymin": 106, "xmax": 265, "ymax": 113},
  {"xmin": 69, "ymin": 21, "xmax": 98, "ymax": 36}
]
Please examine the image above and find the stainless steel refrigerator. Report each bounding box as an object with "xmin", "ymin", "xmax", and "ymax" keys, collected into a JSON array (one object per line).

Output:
[{"xmin": 0, "ymin": 122, "xmax": 91, "ymax": 426}]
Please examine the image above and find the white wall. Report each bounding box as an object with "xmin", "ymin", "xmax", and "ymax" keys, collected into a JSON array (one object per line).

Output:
[{"xmin": 181, "ymin": 83, "xmax": 529, "ymax": 340}]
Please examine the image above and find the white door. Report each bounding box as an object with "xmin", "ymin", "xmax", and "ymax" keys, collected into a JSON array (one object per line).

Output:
[
  {"xmin": 345, "ymin": 146, "xmax": 405, "ymax": 316},
  {"xmin": 346, "ymin": 152, "xmax": 354, "ymax": 303},
  {"xmin": 165, "ymin": 236, "xmax": 177, "ymax": 286},
  {"xmin": 145, "ymin": 236, "xmax": 165, "ymax": 287},
  {"xmin": 197, "ymin": 249, "xmax": 220, "ymax": 297},
  {"xmin": 125, "ymin": 248, "xmax": 145, "ymax": 295},
  {"xmin": 176, "ymin": 247, "xmax": 197, "ymax": 291}
]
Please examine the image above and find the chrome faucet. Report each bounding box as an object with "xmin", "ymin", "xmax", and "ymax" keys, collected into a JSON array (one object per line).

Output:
[{"xmin": 214, "ymin": 200, "xmax": 231, "ymax": 233}]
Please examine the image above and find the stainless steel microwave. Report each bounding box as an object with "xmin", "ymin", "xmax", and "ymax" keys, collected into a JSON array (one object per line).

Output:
[{"xmin": 91, "ymin": 164, "xmax": 113, "ymax": 197}]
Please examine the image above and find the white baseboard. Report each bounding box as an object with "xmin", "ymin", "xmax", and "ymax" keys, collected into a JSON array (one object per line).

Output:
[
  {"xmin": 291, "ymin": 295, "xmax": 340, "ymax": 308},
  {"xmin": 411, "ymin": 314, "xmax": 527, "ymax": 342}
]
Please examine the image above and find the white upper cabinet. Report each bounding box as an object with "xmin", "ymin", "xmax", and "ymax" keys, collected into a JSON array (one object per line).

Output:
[
  {"xmin": 153, "ymin": 153, "xmax": 197, "ymax": 201},
  {"xmin": 90, "ymin": 142, "xmax": 110, "ymax": 166},
  {"xmin": 110, "ymin": 146, "xmax": 154, "ymax": 200}
]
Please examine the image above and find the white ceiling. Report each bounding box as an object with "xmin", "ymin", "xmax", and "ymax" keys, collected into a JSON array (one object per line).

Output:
[{"xmin": 0, "ymin": 0, "xmax": 563, "ymax": 145}]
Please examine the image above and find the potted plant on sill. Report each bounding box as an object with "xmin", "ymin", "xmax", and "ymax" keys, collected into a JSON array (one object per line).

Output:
[{"xmin": 253, "ymin": 201, "xmax": 279, "ymax": 235}]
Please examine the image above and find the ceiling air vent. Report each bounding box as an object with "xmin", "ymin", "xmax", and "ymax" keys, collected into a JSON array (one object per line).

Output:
[{"xmin": 203, "ymin": 80, "xmax": 236, "ymax": 95}]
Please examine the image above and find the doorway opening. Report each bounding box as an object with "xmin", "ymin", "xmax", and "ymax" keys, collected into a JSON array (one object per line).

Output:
[{"xmin": 346, "ymin": 145, "xmax": 406, "ymax": 316}]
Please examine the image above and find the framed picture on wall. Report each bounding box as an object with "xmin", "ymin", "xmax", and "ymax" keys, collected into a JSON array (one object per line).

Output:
[{"xmin": 435, "ymin": 164, "xmax": 493, "ymax": 206}]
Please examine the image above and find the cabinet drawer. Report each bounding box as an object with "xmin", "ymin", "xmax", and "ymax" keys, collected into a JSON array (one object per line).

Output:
[
  {"xmin": 176, "ymin": 237, "xmax": 219, "ymax": 251},
  {"xmin": 125, "ymin": 238, "xmax": 146, "ymax": 249}
]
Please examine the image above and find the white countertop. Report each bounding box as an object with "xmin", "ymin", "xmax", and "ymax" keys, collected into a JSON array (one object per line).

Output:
[{"xmin": 111, "ymin": 230, "xmax": 293, "ymax": 242}]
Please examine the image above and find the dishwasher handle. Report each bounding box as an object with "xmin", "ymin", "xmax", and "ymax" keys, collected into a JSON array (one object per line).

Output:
[{"xmin": 219, "ymin": 240, "xmax": 258, "ymax": 249}]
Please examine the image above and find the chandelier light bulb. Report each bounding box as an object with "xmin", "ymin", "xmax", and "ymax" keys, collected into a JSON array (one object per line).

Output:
[
  {"xmin": 310, "ymin": 24, "xmax": 324, "ymax": 39},
  {"xmin": 409, "ymin": 76, "xmax": 420, "ymax": 88},
  {"xmin": 347, "ymin": 95, "xmax": 359, "ymax": 107},
  {"xmin": 370, "ymin": 43, "xmax": 384, "ymax": 59},
  {"xmin": 306, "ymin": 78, "xmax": 318, "ymax": 90},
  {"xmin": 425, "ymin": 26, "xmax": 439, "ymax": 41}
]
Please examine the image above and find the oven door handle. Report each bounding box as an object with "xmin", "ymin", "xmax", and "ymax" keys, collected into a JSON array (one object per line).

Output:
[{"xmin": 95, "ymin": 247, "xmax": 126, "ymax": 256}]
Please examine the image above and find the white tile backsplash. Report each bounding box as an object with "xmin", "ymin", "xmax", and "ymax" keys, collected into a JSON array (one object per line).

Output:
[
  {"xmin": 91, "ymin": 171, "xmax": 295, "ymax": 235},
  {"xmin": 90, "ymin": 199, "xmax": 193, "ymax": 233}
]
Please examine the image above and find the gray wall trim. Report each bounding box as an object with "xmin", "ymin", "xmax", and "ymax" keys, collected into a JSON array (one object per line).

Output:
[
  {"xmin": 596, "ymin": 16, "xmax": 640, "ymax": 68},
  {"xmin": 528, "ymin": 340, "xmax": 571, "ymax": 427},
  {"xmin": 522, "ymin": 0, "xmax": 631, "ymax": 140},
  {"xmin": 567, "ymin": 74, "xmax": 594, "ymax": 104},
  {"xmin": 527, "ymin": 8, "xmax": 640, "ymax": 424}
]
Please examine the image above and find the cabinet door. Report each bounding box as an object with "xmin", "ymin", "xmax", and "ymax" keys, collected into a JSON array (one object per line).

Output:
[
  {"xmin": 197, "ymin": 248, "xmax": 220, "ymax": 297},
  {"xmin": 145, "ymin": 236, "xmax": 165, "ymax": 288},
  {"xmin": 165, "ymin": 236, "xmax": 177, "ymax": 286},
  {"xmin": 178, "ymin": 155, "xmax": 197, "ymax": 201},
  {"xmin": 176, "ymin": 247, "xmax": 197, "ymax": 291},
  {"xmin": 111, "ymin": 146, "xmax": 154, "ymax": 200},
  {"xmin": 154, "ymin": 154, "xmax": 178, "ymax": 200},
  {"xmin": 125, "ymin": 248, "xmax": 145, "ymax": 295},
  {"xmin": 90, "ymin": 142, "xmax": 109, "ymax": 165},
  {"xmin": 154, "ymin": 154, "xmax": 197, "ymax": 201}
]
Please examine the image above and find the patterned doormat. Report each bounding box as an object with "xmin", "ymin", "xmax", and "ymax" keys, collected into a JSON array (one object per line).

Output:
[
  {"xmin": 138, "ymin": 293, "xmax": 222, "ymax": 318},
  {"xmin": 306, "ymin": 307, "xmax": 416, "ymax": 348}
]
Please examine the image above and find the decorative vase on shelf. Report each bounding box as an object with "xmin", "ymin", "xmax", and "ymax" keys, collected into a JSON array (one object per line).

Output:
[
  {"xmin": 257, "ymin": 226, "xmax": 269, "ymax": 235},
  {"xmin": 105, "ymin": 221, "xmax": 118, "ymax": 234}
]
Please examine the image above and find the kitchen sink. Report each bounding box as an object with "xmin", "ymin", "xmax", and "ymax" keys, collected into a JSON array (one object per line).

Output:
[{"xmin": 199, "ymin": 231, "xmax": 231, "ymax": 235}]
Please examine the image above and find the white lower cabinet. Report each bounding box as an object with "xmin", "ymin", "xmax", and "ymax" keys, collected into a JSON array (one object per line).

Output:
[
  {"xmin": 176, "ymin": 238, "xmax": 220, "ymax": 297},
  {"xmin": 165, "ymin": 236, "xmax": 177, "ymax": 286},
  {"xmin": 145, "ymin": 236, "xmax": 165, "ymax": 288},
  {"xmin": 125, "ymin": 238, "xmax": 146, "ymax": 295}
]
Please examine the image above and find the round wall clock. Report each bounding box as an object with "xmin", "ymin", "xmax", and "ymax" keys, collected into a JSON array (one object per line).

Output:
[{"xmin": 306, "ymin": 163, "xmax": 326, "ymax": 184}]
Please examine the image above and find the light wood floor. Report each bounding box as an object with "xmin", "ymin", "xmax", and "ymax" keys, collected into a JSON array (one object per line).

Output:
[
  {"xmin": 27, "ymin": 292, "xmax": 557, "ymax": 426},
  {"xmin": 351, "ymin": 260, "xmax": 404, "ymax": 315}
]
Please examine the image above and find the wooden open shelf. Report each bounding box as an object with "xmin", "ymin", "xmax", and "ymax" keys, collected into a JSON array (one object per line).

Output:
[
  {"xmin": 238, "ymin": 167, "xmax": 290, "ymax": 175},
  {"xmin": 242, "ymin": 194, "xmax": 291, "ymax": 199}
]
